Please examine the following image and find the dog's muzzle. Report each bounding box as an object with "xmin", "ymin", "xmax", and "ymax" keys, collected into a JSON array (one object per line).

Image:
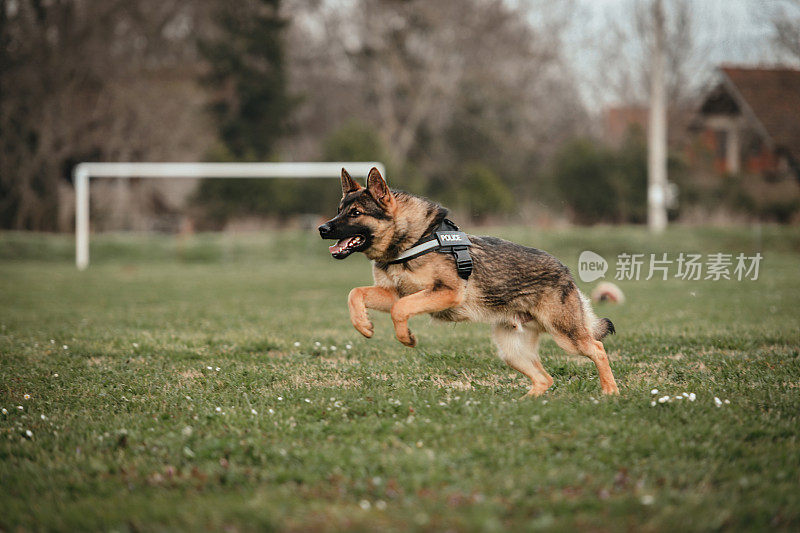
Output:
[{"xmin": 318, "ymin": 220, "xmax": 367, "ymax": 259}]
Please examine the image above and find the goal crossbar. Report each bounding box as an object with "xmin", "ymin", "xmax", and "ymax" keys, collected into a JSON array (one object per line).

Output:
[{"xmin": 73, "ymin": 161, "xmax": 386, "ymax": 270}]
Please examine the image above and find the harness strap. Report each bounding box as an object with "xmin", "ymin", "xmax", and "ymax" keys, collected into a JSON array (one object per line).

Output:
[
  {"xmin": 388, "ymin": 239, "xmax": 440, "ymax": 263},
  {"xmin": 386, "ymin": 218, "xmax": 473, "ymax": 280},
  {"xmin": 451, "ymin": 247, "xmax": 473, "ymax": 280}
]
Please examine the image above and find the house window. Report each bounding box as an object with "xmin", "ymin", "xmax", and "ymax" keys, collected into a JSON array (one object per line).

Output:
[{"xmin": 714, "ymin": 129, "xmax": 728, "ymax": 159}]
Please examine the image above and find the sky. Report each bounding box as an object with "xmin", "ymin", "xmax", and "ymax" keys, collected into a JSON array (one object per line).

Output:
[{"xmin": 560, "ymin": 0, "xmax": 796, "ymax": 110}]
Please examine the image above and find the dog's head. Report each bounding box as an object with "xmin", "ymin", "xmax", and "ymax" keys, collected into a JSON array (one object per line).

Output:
[{"xmin": 318, "ymin": 167, "xmax": 398, "ymax": 260}]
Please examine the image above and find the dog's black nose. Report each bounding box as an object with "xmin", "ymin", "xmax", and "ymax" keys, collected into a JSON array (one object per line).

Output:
[{"xmin": 318, "ymin": 222, "xmax": 332, "ymax": 237}]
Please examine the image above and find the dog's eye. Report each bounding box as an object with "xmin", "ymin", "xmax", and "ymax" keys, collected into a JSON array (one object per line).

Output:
[{"xmin": 349, "ymin": 209, "xmax": 362, "ymax": 217}]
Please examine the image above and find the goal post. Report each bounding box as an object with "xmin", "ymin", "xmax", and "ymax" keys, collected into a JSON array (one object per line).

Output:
[{"xmin": 73, "ymin": 161, "xmax": 387, "ymax": 270}]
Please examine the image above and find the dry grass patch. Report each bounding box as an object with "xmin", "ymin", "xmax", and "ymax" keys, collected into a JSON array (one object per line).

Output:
[
  {"xmin": 286, "ymin": 374, "xmax": 362, "ymax": 389},
  {"xmin": 424, "ymin": 373, "xmax": 518, "ymax": 390},
  {"xmin": 176, "ymin": 368, "xmax": 202, "ymax": 385}
]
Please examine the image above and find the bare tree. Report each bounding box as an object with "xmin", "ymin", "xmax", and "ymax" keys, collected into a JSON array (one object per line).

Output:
[
  {"xmin": 0, "ymin": 0, "xmax": 214, "ymax": 231},
  {"xmin": 589, "ymin": 0, "xmax": 702, "ymax": 107},
  {"xmin": 283, "ymin": 0, "xmax": 586, "ymax": 194},
  {"xmin": 771, "ymin": 0, "xmax": 800, "ymax": 61}
]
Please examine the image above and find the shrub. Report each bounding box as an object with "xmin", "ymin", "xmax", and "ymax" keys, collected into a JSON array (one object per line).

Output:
[
  {"xmin": 457, "ymin": 163, "xmax": 515, "ymax": 220},
  {"xmin": 551, "ymin": 132, "xmax": 664, "ymax": 225},
  {"xmin": 552, "ymin": 139, "xmax": 618, "ymax": 224}
]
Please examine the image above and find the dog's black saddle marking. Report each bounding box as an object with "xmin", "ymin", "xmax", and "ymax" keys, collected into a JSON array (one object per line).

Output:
[{"xmin": 387, "ymin": 219, "xmax": 473, "ymax": 280}]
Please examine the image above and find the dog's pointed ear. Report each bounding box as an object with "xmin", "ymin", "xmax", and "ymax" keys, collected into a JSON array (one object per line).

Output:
[
  {"xmin": 366, "ymin": 167, "xmax": 393, "ymax": 206},
  {"xmin": 341, "ymin": 168, "xmax": 362, "ymax": 195}
]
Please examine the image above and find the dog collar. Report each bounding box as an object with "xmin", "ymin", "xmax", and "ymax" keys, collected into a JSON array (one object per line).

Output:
[{"xmin": 387, "ymin": 219, "xmax": 473, "ymax": 279}]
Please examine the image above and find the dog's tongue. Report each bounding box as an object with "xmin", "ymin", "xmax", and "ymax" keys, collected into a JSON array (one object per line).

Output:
[{"xmin": 329, "ymin": 237, "xmax": 355, "ymax": 254}]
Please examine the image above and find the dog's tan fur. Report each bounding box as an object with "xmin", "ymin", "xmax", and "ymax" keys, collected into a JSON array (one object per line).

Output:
[{"xmin": 323, "ymin": 168, "xmax": 619, "ymax": 396}]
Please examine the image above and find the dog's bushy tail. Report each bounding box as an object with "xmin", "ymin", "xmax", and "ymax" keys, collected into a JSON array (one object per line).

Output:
[
  {"xmin": 593, "ymin": 317, "xmax": 616, "ymax": 340},
  {"xmin": 579, "ymin": 290, "xmax": 616, "ymax": 340}
]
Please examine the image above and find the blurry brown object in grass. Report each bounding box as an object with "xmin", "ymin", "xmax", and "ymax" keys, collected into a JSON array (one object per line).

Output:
[{"xmin": 592, "ymin": 282, "xmax": 626, "ymax": 304}]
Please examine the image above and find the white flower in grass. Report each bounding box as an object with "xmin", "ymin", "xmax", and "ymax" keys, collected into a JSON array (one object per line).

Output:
[
  {"xmin": 132, "ymin": 343, "xmax": 139, "ymax": 348},
  {"xmin": 17, "ymin": 405, "xmax": 23, "ymax": 411},
  {"xmin": 277, "ymin": 396, "xmax": 283, "ymax": 401},
  {"xmin": 23, "ymin": 394, "xmax": 30, "ymax": 400},
  {"xmin": 62, "ymin": 345, "xmax": 68, "ymax": 350},
  {"xmin": 640, "ymin": 494, "xmax": 655, "ymax": 505},
  {"xmin": 650, "ymin": 389, "xmax": 659, "ymax": 395},
  {"xmin": 185, "ymin": 396, "xmax": 192, "ymax": 401},
  {"xmin": 724, "ymin": 399, "xmax": 730, "ymax": 404},
  {"xmin": 25, "ymin": 430, "xmax": 33, "ymax": 438},
  {"xmin": 650, "ymin": 401, "xmax": 656, "ymax": 407},
  {"xmin": 1, "ymin": 408, "xmax": 7, "ymax": 415},
  {"xmin": 304, "ymin": 398, "xmax": 311, "ymax": 403},
  {"xmin": 688, "ymin": 393, "xmax": 696, "ymax": 401},
  {"xmin": 207, "ymin": 366, "xmax": 212, "ymax": 370},
  {"xmin": 682, "ymin": 392, "xmax": 690, "ymax": 398},
  {"xmin": 53, "ymin": 374, "xmax": 58, "ymax": 378},
  {"xmin": 40, "ymin": 414, "xmax": 46, "ymax": 420},
  {"xmin": 50, "ymin": 339, "xmax": 55, "ymax": 344},
  {"xmin": 714, "ymin": 397, "xmax": 723, "ymax": 407},
  {"xmin": 345, "ymin": 344, "xmax": 352, "ymax": 350},
  {"xmin": 359, "ymin": 500, "xmax": 371, "ymax": 510},
  {"xmin": 330, "ymin": 346, "xmax": 337, "ymax": 351},
  {"xmin": 268, "ymin": 408, "xmax": 275, "ymax": 414},
  {"xmin": 251, "ymin": 409, "xmax": 258, "ymax": 415},
  {"xmin": 182, "ymin": 426, "xmax": 193, "ymax": 436},
  {"xmin": 657, "ymin": 396, "xmax": 669, "ymax": 404},
  {"xmin": 215, "ymin": 407, "xmax": 222, "ymax": 412},
  {"xmin": 215, "ymin": 367, "xmax": 220, "ymax": 371},
  {"xmin": 314, "ymin": 342, "xmax": 321, "ymax": 347},
  {"xmin": 293, "ymin": 342, "xmax": 300, "ymax": 347}
]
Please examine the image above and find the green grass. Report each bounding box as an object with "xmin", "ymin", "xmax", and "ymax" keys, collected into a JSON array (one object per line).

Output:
[{"xmin": 1, "ymin": 226, "xmax": 799, "ymax": 531}]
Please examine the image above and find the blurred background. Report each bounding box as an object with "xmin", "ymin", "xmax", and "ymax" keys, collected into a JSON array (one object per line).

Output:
[{"xmin": 1, "ymin": 0, "xmax": 799, "ymax": 235}]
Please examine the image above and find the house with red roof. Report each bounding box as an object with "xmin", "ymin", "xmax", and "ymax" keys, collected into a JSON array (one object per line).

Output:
[{"xmin": 693, "ymin": 66, "xmax": 800, "ymax": 180}]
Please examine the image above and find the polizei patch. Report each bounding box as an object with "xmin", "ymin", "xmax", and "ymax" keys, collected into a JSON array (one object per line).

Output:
[{"xmin": 435, "ymin": 231, "xmax": 471, "ymax": 246}]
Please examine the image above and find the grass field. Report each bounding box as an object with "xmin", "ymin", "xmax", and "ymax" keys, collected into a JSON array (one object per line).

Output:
[{"xmin": 1, "ymin": 226, "xmax": 799, "ymax": 531}]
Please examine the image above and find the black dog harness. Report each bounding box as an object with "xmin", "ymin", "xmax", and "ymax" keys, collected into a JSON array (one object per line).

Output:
[{"xmin": 386, "ymin": 218, "xmax": 473, "ymax": 279}]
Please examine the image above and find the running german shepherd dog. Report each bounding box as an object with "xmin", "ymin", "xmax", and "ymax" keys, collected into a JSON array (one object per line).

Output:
[{"xmin": 318, "ymin": 167, "xmax": 619, "ymax": 396}]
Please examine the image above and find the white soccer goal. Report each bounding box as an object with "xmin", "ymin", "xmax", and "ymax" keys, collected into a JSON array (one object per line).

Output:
[{"xmin": 73, "ymin": 162, "xmax": 386, "ymax": 270}]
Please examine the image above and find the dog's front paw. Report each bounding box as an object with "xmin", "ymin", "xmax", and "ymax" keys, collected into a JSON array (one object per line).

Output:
[
  {"xmin": 352, "ymin": 318, "xmax": 374, "ymax": 338},
  {"xmin": 396, "ymin": 329, "xmax": 417, "ymax": 348}
]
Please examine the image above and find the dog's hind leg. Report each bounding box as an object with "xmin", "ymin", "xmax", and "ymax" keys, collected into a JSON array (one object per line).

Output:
[
  {"xmin": 492, "ymin": 324, "xmax": 553, "ymax": 397},
  {"xmin": 546, "ymin": 325, "xmax": 619, "ymax": 396},
  {"xmin": 536, "ymin": 285, "xmax": 619, "ymax": 394},
  {"xmin": 538, "ymin": 289, "xmax": 620, "ymax": 396},
  {"xmin": 580, "ymin": 338, "xmax": 619, "ymax": 395}
]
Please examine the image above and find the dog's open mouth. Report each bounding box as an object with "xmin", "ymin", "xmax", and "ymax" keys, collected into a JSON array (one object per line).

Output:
[{"xmin": 329, "ymin": 235, "xmax": 365, "ymax": 259}]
